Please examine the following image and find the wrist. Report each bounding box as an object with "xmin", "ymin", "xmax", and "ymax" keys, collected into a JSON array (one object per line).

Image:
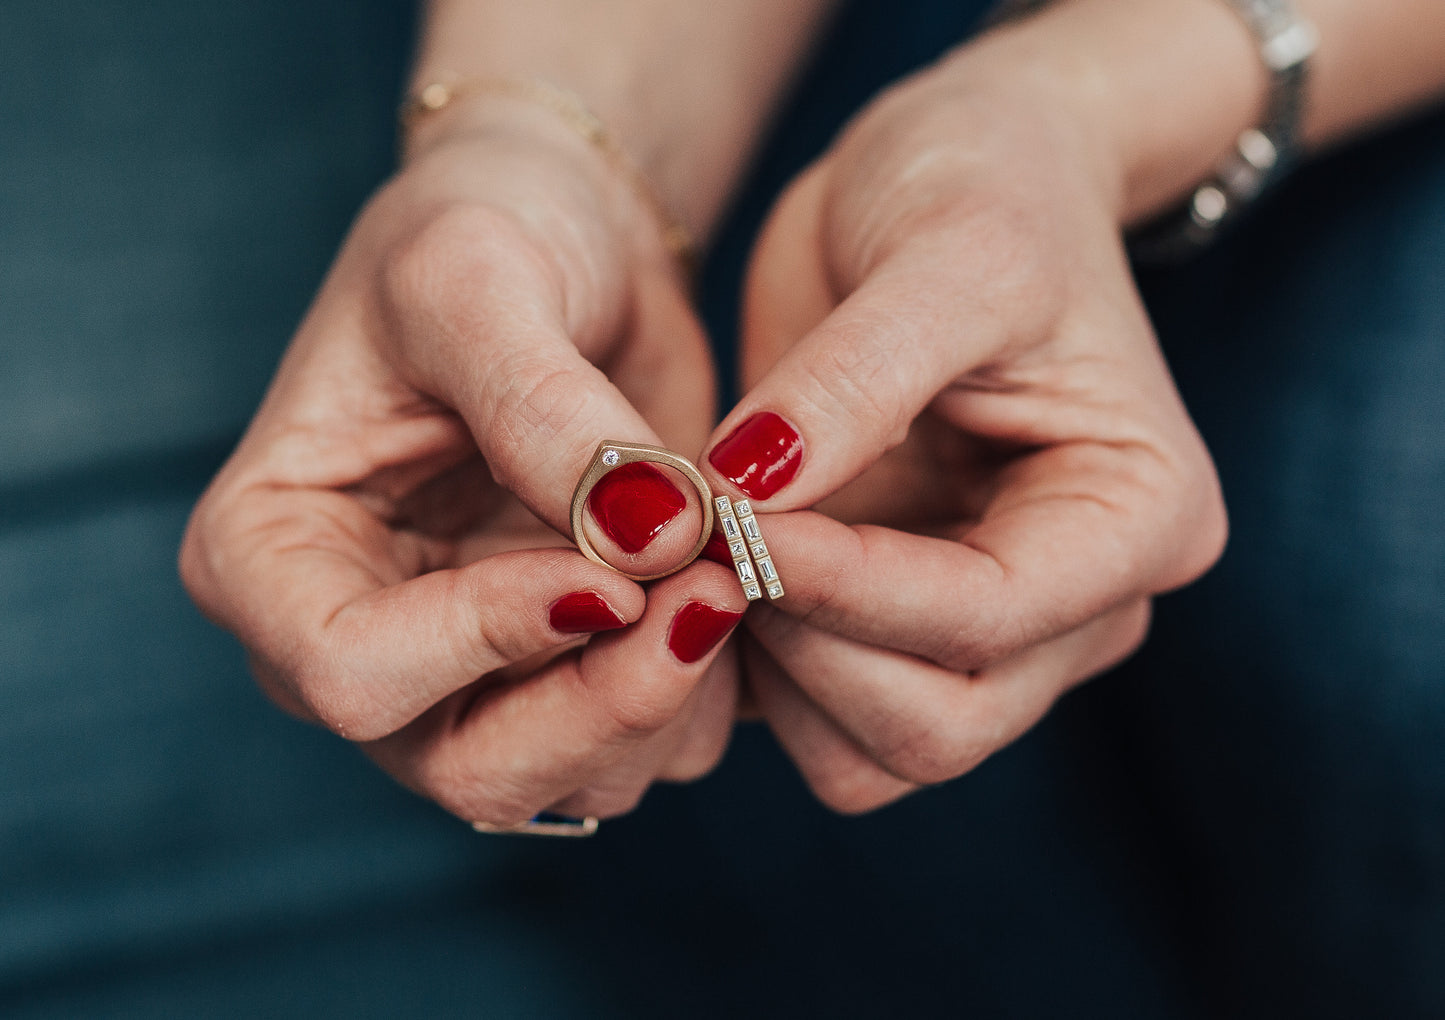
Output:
[
  {"xmin": 968, "ymin": 0, "xmax": 1269, "ymax": 226},
  {"xmin": 402, "ymin": 80, "xmax": 694, "ymax": 276},
  {"xmin": 409, "ymin": 1, "xmax": 839, "ymax": 247},
  {"xmin": 390, "ymin": 94, "xmax": 662, "ymax": 330}
]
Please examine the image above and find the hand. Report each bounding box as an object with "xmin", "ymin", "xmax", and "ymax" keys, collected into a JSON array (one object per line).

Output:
[
  {"xmin": 702, "ymin": 40, "xmax": 1227, "ymax": 812},
  {"xmin": 181, "ymin": 96, "xmax": 745, "ymax": 826}
]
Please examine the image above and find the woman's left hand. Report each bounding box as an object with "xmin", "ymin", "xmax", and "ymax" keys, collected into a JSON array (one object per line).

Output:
[{"xmin": 701, "ymin": 25, "xmax": 1229, "ymax": 812}]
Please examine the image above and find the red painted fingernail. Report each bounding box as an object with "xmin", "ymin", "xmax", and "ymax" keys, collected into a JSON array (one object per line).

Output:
[
  {"xmin": 549, "ymin": 591, "xmax": 628, "ymax": 634},
  {"xmin": 587, "ymin": 461, "xmax": 686, "ymax": 554},
  {"xmin": 707, "ymin": 411, "xmax": 802, "ymax": 500},
  {"xmin": 667, "ymin": 602, "xmax": 743, "ymax": 664},
  {"xmin": 701, "ymin": 530, "xmax": 734, "ymax": 566}
]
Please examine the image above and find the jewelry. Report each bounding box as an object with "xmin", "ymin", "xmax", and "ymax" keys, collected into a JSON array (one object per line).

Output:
[
  {"xmin": 570, "ymin": 441, "xmax": 714, "ymax": 582},
  {"xmin": 714, "ymin": 496, "xmax": 784, "ymax": 602},
  {"xmin": 988, "ymin": 0, "xmax": 1316, "ymax": 259},
  {"xmin": 1132, "ymin": 0, "xmax": 1317, "ymax": 260},
  {"xmin": 400, "ymin": 76, "xmax": 695, "ymax": 276},
  {"xmin": 472, "ymin": 812, "xmax": 599, "ymax": 838}
]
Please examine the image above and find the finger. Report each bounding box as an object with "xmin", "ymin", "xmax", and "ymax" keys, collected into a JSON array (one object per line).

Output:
[
  {"xmin": 380, "ymin": 205, "xmax": 705, "ymax": 577},
  {"xmin": 704, "ymin": 256, "xmax": 986, "ymax": 509},
  {"xmin": 366, "ymin": 559, "xmax": 746, "ymax": 826},
  {"xmin": 744, "ymin": 414, "xmax": 1221, "ymax": 671},
  {"xmin": 548, "ymin": 645, "xmax": 738, "ymax": 818},
  {"xmin": 747, "ymin": 598, "xmax": 1150, "ymax": 790},
  {"xmin": 655, "ymin": 645, "xmax": 740, "ymax": 783},
  {"xmin": 744, "ymin": 639, "xmax": 917, "ymax": 815},
  {"xmin": 703, "ymin": 168, "xmax": 1030, "ymax": 510},
  {"xmin": 189, "ymin": 488, "xmax": 647, "ymax": 742}
]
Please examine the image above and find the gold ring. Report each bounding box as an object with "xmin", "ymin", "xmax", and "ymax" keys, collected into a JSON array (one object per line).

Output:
[
  {"xmin": 714, "ymin": 496, "xmax": 784, "ymax": 602},
  {"xmin": 472, "ymin": 813, "xmax": 599, "ymax": 838},
  {"xmin": 570, "ymin": 441, "xmax": 714, "ymax": 582}
]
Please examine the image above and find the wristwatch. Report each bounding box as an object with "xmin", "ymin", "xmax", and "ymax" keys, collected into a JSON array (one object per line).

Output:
[{"xmin": 989, "ymin": 0, "xmax": 1318, "ymax": 261}]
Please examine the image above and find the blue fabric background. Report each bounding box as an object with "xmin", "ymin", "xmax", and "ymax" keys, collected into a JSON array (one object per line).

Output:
[{"xmin": 2, "ymin": 1, "xmax": 1441, "ymax": 1016}]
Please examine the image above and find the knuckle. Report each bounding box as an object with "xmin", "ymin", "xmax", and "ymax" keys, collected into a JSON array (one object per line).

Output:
[
  {"xmin": 868, "ymin": 696, "xmax": 1000, "ymax": 787},
  {"xmin": 880, "ymin": 728, "xmax": 987, "ymax": 788},
  {"xmin": 1188, "ymin": 472, "xmax": 1230, "ymax": 578},
  {"xmin": 448, "ymin": 563, "xmax": 544, "ymax": 670},
  {"xmin": 923, "ymin": 611, "xmax": 1018, "ymax": 674},
  {"xmin": 1161, "ymin": 446, "xmax": 1230, "ymax": 591},
  {"xmin": 922, "ymin": 623, "xmax": 1003, "ymax": 675},
  {"xmin": 793, "ymin": 523, "xmax": 870, "ymax": 627},
  {"xmin": 177, "ymin": 488, "xmax": 245, "ymax": 623},
  {"xmin": 1121, "ymin": 602, "xmax": 1153, "ymax": 658},
  {"xmin": 1091, "ymin": 601, "xmax": 1153, "ymax": 680},
  {"xmin": 289, "ymin": 652, "xmax": 398, "ymax": 743},
  {"xmin": 563, "ymin": 784, "xmax": 648, "ymax": 821},
  {"xmin": 659, "ymin": 734, "xmax": 729, "ymax": 783},
  {"xmin": 484, "ymin": 359, "xmax": 604, "ymax": 476},
  {"xmin": 601, "ymin": 686, "xmax": 678, "ymax": 739},
  {"xmin": 803, "ymin": 327, "xmax": 914, "ymax": 448},
  {"xmin": 422, "ymin": 757, "xmax": 535, "ymax": 829},
  {"xmin": 382, "ymin": 204, "xmax": 520, "ymax": 315},
  {"xmin": 176, "ymin": 514, "xmax": 213, "ymax": 607},
  {"xmin": 805, "ymin": 755, "xmax": 912, "ymax": 816}
]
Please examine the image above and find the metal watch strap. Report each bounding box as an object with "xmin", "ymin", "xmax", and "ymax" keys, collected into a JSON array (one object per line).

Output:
[
  {"xmin": 987, "ymin": 0, "xmax": 1318, "ymax": 261},
  {"xmin": 1130, "ymin": 0, "xmax": 1318, "ymax": 260}
]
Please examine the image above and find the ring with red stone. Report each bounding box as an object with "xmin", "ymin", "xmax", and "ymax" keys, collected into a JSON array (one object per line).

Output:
[{"xmin": 570, "ymin": 441, "xmax": 715, "ymax": 582}]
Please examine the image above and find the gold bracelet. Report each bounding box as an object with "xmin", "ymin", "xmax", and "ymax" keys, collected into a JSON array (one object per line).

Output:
[{"xmin": 400, "ymin": 76, "xmax": 696, "ymax": 276}]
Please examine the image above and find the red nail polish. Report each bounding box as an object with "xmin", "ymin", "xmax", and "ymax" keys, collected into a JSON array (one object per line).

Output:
[
  {"xmin": 667, "ymin": 602, "xmax": 743, "ymax": 664},
  {"xmin": 587, "ymin": 461, "xmax": 687, "ymax": 554},
  {"xmin": 549, "ymin": 591, "xmax": 628, "ymax": 634},
  {"xmin": 701, "ymin": 530, "xmax": 734, "ymax": 566},
  {"xmin": 707, "ymin": 411, "xmax": 802, "ymax": 500}
]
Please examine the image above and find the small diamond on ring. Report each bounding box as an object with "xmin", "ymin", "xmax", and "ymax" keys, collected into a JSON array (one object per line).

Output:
[{"xmin": 601, "ymin": 449, "xmax": 620, "ymax": 466}]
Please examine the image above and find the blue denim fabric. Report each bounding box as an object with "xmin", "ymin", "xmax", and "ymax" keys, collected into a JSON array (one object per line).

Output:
[{"xmin": 2, "ymin": 0, "xmax": 1440, "ymax": 1016}]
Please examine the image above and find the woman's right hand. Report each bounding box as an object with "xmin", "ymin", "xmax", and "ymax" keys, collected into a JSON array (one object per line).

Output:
[
  {"xmin": 181, "ymin": 93, "xmax": 745, "ymax": 827},
  {"xmin": 702, "ymin": 8, "xmax": 1237, "ymax": 812}
]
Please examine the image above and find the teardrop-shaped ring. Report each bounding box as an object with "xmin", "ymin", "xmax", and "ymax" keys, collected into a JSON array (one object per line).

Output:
[{"xmin": 570, "ymin": 441, "xmax": 715, "ymax": 582}]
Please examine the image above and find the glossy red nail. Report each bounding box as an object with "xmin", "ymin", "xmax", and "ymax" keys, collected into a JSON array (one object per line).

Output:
[
  {"xmin": 707, "ymin": 411, "xmax": 802, "ymax": 500},
  {"xmin": 701, "ymin": 530, "xmax": 734, "ymax": 566},
  {"xmin": 667, "ymin": 602, "xmax": 743, "ymax": 664},
  {"xmin": 549, "ymin": 591, "xmax": 628, "ymax": 634},
  {"xmin": 587, "ymin": 461, "xmax": 686, "ymax": 554}
]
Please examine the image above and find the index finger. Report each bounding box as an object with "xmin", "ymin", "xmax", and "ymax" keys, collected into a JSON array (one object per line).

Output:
[
  {"xmin": 756, "ymin": 440, "xmax": 1223, "ymax": 673},
  {"xmin": 381, "ymin": 205, "xmax": 707, "ymax": 577},
  {"xmin": 365, "ymin": 559, "xmax": 747, "ymax": 826},
  {"xmin": 182, "ymin": 485, "xmax": 646, "ymax": 742}
]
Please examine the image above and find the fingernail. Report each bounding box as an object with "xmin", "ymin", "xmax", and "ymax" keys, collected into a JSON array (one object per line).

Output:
[
  {"xmin": 549, "ymin": 591, "xmax": 628, "ymax": 634},
  {"xmin": 701, "ymin": 530, "xmax": 734, "ymax": 566},
  {"xmin": 667, "ymin": 601, "xmax": 743, "ymax": 664},
  {"xmin": 587, "ymin": 461, "xmax": 686, "ymax": 554},
  {"xmin": 707, "ymin": 411, "xmax": 802, "ymax": 500}
]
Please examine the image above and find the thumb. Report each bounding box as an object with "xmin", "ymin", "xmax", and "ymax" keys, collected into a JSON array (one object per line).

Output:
[
  {"xmin": 704, "ymin": 226, "xmax": 1004, "ymax": 511},
  {"xmin": 386, "ymin": 208, "xmax": 707, "ymax": 577}
]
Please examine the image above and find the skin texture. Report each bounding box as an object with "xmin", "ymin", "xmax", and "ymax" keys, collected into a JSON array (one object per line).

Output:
[
  {"xmin": 180, "ymin": 104, "xmax": 744, "ymax": 825},
  {"xmin": 181, "ymin": 0, "xmax": 837, "ymax": 826},
  {"xmin": 183, "ymin": 0, "xmax": 1445, "ymax": 822},
  {"xmin": 708, "ymin": 60, "xmax": 1225, "ymax": 812},
  {"xmin": 695, "ymin": 0, "xmax": 1445, "ymax": 811}
]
